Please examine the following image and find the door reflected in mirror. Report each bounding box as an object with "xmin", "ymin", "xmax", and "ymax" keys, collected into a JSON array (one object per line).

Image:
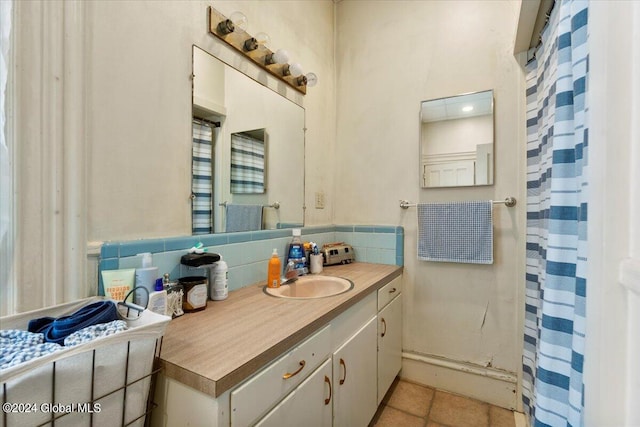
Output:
[
  {"xmin": 420, "ymin": 90, "xmax": 494, "ymax": 188},
  {"xmin": 191, "ymin": 46, "xmax": 305, "ymax": 234}
]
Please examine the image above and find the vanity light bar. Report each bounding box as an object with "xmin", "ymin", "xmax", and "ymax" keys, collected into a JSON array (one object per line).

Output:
[
  {"xmin": 207, "ymin": 6, "xmax": 307, "ymax": 95},
  {"xmin": 399, "ymin": 197, "xmax": 517, "ymax": 209}
]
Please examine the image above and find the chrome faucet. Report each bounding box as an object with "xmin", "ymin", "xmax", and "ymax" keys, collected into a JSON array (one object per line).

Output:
[{"xmin": 282, "ymin": 260, "xmax": 299, "ymax": 284}]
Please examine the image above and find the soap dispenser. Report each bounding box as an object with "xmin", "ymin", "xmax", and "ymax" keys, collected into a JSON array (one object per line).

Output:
[
  {"xmin": 286, "ymin": 229, "xmax": 307, "ymax": 276},
  {"xmin": 267, "ymin": 249, "xmax": 281, "ymax": 288}
]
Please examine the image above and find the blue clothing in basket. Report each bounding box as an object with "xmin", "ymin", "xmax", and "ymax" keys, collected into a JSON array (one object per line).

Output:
[
  {"xmin": 28, "ymin": 300, "xmax": 119, "ymax": 345},
  {"xmin": 0, "ymin": 330, "xmax": 63, "ymax": 370},
  {"xmin": 64, "ymin": 320, "xmax": 128, "ymax": 347}
]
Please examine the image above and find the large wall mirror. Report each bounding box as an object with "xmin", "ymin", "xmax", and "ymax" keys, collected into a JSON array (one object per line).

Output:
[
  {"xmin": 191, "ymin": 46, "xmax": 305, "ymax": 234},
  {"xmin": 420, "ymin": 90, "xmax": 494, "ymax": 188}
]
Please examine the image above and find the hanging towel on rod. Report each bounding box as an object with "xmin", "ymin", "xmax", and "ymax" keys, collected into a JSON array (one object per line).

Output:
[
  {"xmin": 417, "ymin": 200, "xmax": 493, "ymax": 264},
  {"xmin": 225, "ymin": 204, "xmax": 263, "ymax": 232}
]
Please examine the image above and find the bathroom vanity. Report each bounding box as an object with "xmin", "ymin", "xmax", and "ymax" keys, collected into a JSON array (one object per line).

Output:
[{"xmin": 152, "ymin": 262, "xmax": 402, "ymax": 427}]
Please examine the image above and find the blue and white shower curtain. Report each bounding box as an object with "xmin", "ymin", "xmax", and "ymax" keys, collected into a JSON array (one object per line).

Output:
[
  {"xmin": 230, "ymin": 132, "xmax": 265, "ymax": 194},
  {"xmin": 192, "ymin": 120, "xmax": 213, "ymax": 235},
  {"xmin": 523, "ymin": 1, "xmax": 589, "ymax": 426}
]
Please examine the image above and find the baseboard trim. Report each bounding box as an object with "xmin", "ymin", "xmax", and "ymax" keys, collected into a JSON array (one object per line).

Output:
[{"xmin": 401, "ymin": 351, "xmax": 518, "ymax": 410}]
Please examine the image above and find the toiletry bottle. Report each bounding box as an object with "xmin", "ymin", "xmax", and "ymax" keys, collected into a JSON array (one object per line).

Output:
[
  {"xmin": 135, "ymin": 252, "xmax": 159, "ymax": 304},
  {"xmin": 267, "ymin": 249, "xmax": 281, "ymax": 288},
  {"xmin": 148, "ymin": 278, "xmax": 168, "ymax": 316},
  {"xmin": 286, "ymin": 229, "xmax": 307, "ymax": 276},
  {"xmin": 211, "ymin": 257, "xmax": 228, "ymax": 300}
]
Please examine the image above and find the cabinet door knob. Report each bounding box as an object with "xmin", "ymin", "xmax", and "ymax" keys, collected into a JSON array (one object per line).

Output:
[
  {"xmin": 324, "ymin": 375, "xmax": 332, "ymax": 405},
  {"xmin": 339, "ymin": 358, "xmax": 347, "ymax": 385},
  {"xmin": 381, "ymin": 318, "xmax": 387, "ymax": 337},
  {"xmin": 283, "ymin": 360, "xmax": 306, "ymax": 379},
  {"xmin": 389, "ymin": 287, "xmax": 397, "ymax": 294}
]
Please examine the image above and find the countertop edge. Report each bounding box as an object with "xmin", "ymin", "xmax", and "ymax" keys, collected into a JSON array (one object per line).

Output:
[{"xmin": 160, "ymin": 264, "xmax": 403, "ymax": 398}]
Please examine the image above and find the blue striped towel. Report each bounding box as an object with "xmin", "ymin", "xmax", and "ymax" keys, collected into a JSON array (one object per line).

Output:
[{"xmin": 417, "ymin": 200, "xmax": 493, "ymax": 264}]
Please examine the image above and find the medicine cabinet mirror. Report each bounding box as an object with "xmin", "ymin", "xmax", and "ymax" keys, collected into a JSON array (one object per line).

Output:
[
  {"xmin": 191, "ymin": 45, "xmax": 305, "ymax": 234},
  {"xmin": 419, "ymin": 90, "xmax": 494, "ymax": 188}
]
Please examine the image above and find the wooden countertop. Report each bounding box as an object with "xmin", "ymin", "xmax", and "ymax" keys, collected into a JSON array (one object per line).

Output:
[{"xmin": 159, "ymin": 262, "xmax": 402, "ymax": 398}]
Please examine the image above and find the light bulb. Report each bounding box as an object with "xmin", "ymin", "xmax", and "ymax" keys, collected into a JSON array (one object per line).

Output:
[
  {"xmin": 272, "ymin": 49, "xmax": 290, "ymax": 64},
  {"xmin": 289, "ymin": 63, "xmax": 304, "ymax": 77},
  {"xmin": 255, "ymin": 32, "xmax": 270, "ymax": 47},
  {"xmin": 229, "ymin": 12, "xmax": 248, "ymax": 32},
  {"xmin": 217, "ymin": 11, "xmax": 248, "ymax": 35},
  {"xmin": 305, "ymin": 73, "xmax": 318, "ymax": 87},
  {"xmin": 462, "ymin": 105, "xmax": 474, "ymax": 112}
]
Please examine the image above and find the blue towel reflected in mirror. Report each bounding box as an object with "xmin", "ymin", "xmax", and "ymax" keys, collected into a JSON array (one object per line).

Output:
[{"xmin": 225, "ymin": 204, "xmax": 264, "ymax": 232}]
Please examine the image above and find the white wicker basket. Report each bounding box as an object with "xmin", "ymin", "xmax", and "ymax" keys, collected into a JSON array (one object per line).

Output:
[{"xmin": 1, "ymin": 297, "xmax": 170, "ymax": 427}]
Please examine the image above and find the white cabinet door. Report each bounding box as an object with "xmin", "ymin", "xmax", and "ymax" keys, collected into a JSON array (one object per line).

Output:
[
  {"xmin": 255, "ymin": 358, "xmax": 333, "ymax": 427},
  {"xmin": 378, "ymin": 295, "xmax": 402, "ymax": 404},
  {"xmin": 332, "ymin": 317, "xmax": 378, "ymax": 427},
  {"xmin": 231, "ymin": 326, "xmax": 331, "ymax": 426}
]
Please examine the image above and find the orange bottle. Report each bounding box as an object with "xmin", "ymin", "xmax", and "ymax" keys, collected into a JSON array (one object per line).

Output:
[{"xmin": 267, "ymin": 249, "xmax": 281, "ymax": 288}]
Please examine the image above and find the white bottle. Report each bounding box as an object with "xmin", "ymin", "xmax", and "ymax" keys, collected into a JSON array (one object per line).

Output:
[
  {"xmin": 211, "ymin": 257, "xmax": 228, "ymax": 300},
  {"xmin": 135, "ymin": 252, "xmax": 159, "ymax": 305},
  {"xmin": 148, "ymin": 278, "xmax": 167, "ymax": 316}
]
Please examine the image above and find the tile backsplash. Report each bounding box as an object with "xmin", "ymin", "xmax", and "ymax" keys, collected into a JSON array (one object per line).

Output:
[{"xmin": 99, "ymin": 225, "xmax": 404, "ymax": 295}]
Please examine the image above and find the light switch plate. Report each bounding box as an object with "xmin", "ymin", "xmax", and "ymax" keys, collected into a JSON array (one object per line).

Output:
[{"xmin": 315, "ymin": 192, "xmax": 325, "ymax": 209}]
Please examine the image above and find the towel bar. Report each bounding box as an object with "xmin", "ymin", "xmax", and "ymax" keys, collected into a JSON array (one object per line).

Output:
[
  {"xmin": 219, "ymin": 201, "xmax": 280, "ymax": 209},
  {"xmin": 399, "ymin": 197, "xmax": 516, "ymax": 209}
]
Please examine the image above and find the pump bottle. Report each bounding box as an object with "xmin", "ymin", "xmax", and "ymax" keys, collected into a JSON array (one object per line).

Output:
[
  {"xmin": 286, "ymin": 229, "xmax": 307, "ymax": 276},
  {"xmin": 211, "ymin": 257, "xmax": 229, "ymax": 300},
  {"xmin": 267, "ymin": 249, "xmax": 281, "ymax": 288},
  {"xmin": 147, "ymin": 278, "xmax": 168, "ymax": 316}
]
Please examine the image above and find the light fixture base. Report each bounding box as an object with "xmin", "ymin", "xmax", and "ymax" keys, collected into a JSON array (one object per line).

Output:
[{"xmin": 208, "ymin": 6, "xmax": 307, "ymax": 95}]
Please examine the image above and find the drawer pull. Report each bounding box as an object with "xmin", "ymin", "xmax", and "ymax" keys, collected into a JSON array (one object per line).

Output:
[
  {"xmin": 339, "ymin": 358, "xmax": 347, "ymax": 385},
  {"xmin": 381, "ymin": 318, "xmax": 387, "ymax": 337},
  {"xmin": 283, "ymin": 360, "xmax": 306, "ymax": 379},
  {"xmin": 389, "ymin": 287, "xmax": 397, "ymax": 294},
  {"xmin": 324, "ymin": 375, "xmax": 332, "ymax": 405}
]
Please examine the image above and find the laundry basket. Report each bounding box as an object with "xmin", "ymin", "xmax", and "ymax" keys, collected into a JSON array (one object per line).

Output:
[{"xmin": 0, "ymin": 297, "xmax": 170, "ymax": 427}]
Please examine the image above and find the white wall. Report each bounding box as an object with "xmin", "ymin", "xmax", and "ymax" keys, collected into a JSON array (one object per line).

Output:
[
  {"xmin": 585, "ymin": 1, "xmax": 640, "ymax": 425},
  {"xmin": 86, "ymin": 0, "xmax": 335, "ymax": 242},
  {"xmin": 422, "ymin": 114, "xmax": 493, "ymax": 156},
  {"xmin": 335, "ymin": 1, "xmax": 525, "ymax": 408}
]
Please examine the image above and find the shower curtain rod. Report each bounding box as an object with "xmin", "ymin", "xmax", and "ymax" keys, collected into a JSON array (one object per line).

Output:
[
  {"xmin": 399, "ymin": 197, "xmax": 516, "ymax": 209},
  {"xmin": 193, "ymin": 117, "xmax": 221, "ymax": 128},
  {"xmin": 527, "ymin": 0, "xmax": 557, "ymax": 63}
]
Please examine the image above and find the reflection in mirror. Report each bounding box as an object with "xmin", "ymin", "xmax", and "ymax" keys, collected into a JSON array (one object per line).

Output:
[
  {"xmin": 192, "ymin": 46, "xmax": 305, "ymax": 234},
  {"xmin": 420, "ymin": 90, "xmax": 494, "ymax": 188},
  {"xmin": 192, "ymin": 118, "xmax": 217, "ymax": 234},
  {"xmin": 231, "ymin": 129, "xmax": 266, "ymax": 194}
]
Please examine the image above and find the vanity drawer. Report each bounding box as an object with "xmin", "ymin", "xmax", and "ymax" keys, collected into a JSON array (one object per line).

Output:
[
  {"xmin": 230, "ymin": 325, "xmax": 331, "ymax": 426},
  {"xmin": 377, "ymin": 276, "xmax": 402, "ymax": 311}
]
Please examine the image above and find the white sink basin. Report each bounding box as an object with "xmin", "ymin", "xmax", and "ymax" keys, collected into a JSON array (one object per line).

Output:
[{"xmin": 264, "ymin": 276, "xmax": 354, "ymax": 299}]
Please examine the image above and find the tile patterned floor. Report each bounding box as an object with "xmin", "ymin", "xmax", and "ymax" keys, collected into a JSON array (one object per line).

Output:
[{"xmin": 370, "ymin": 379, "xmax": 516, "ymax": 427}]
